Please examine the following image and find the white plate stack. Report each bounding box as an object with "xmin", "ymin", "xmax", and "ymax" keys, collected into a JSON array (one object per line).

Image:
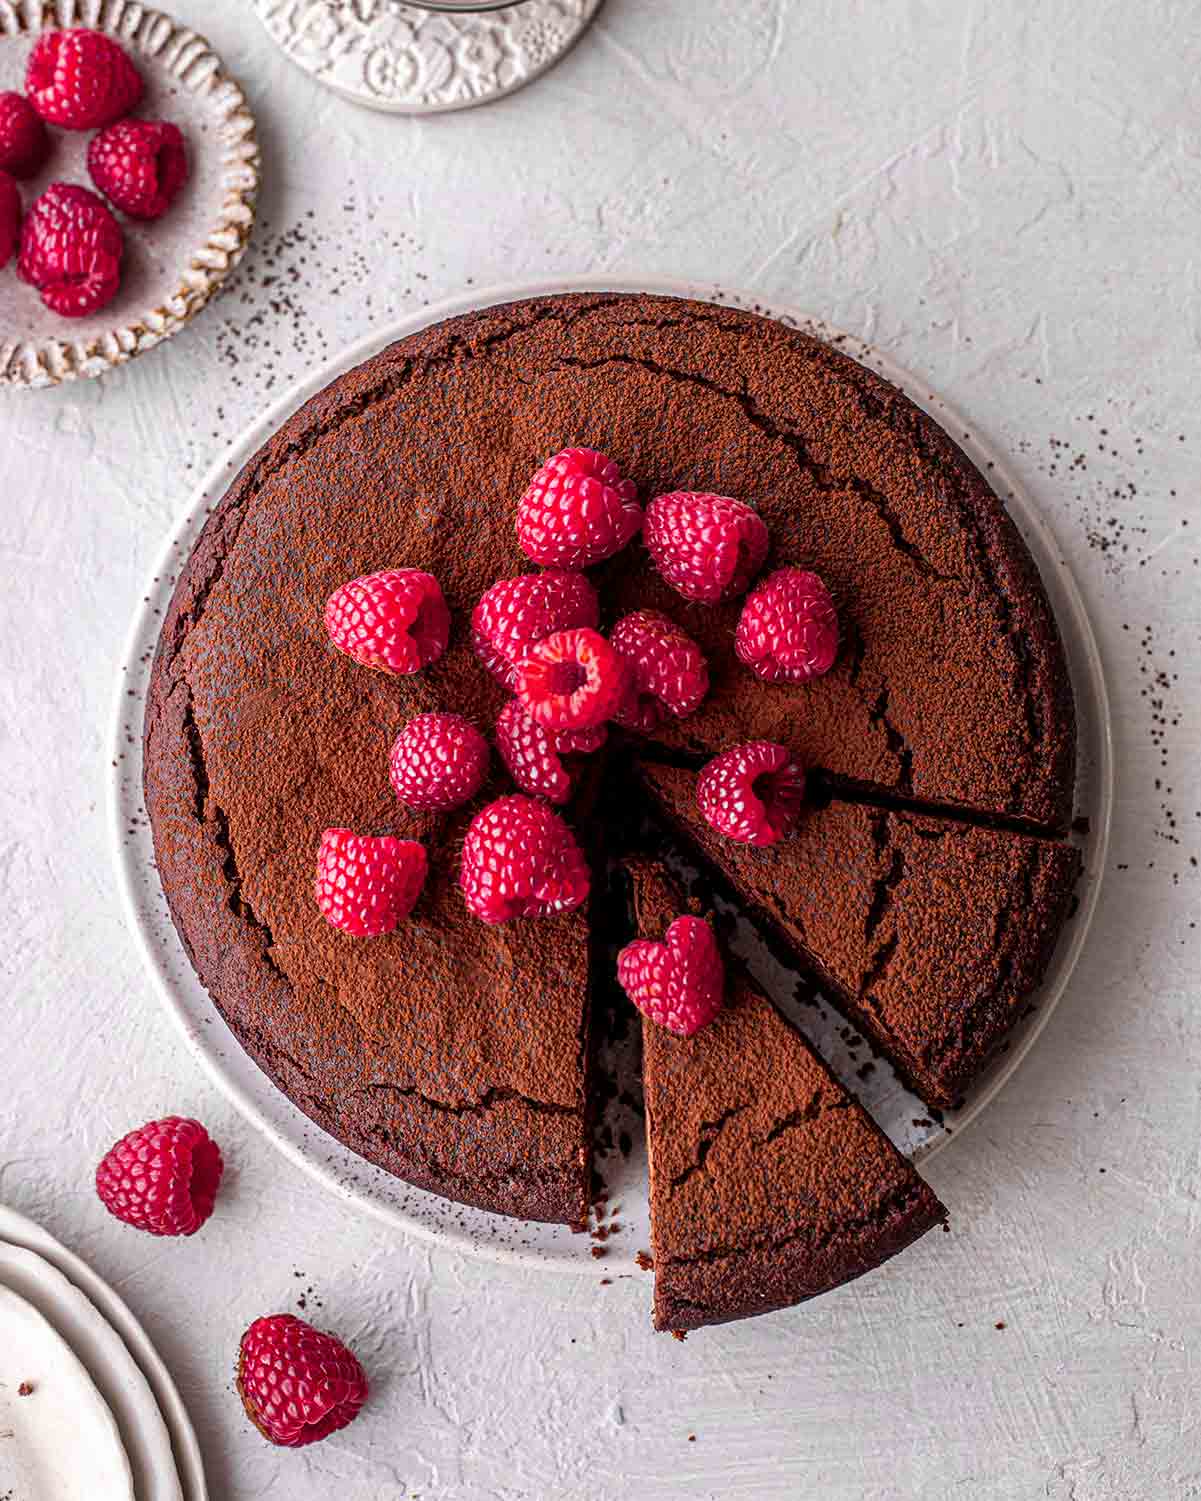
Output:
[{"xmin": 0, "ymin": 1204, "xmax": 206, "ymax": 1501}]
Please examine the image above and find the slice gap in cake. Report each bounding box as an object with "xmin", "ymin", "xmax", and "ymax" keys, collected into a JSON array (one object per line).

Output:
[
  {"xmin": 626, "ymin": 858, "xmax": 946, "ymax": 1333},
  {"xmin": 634, "ymin": 760, "xmax": 1083, "ymax": 1112}
]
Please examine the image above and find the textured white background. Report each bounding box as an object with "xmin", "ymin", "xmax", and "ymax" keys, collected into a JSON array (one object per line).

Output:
[{"xmin": 1, "ymin": 1, "xmax": 1199, "ymax": 1496}]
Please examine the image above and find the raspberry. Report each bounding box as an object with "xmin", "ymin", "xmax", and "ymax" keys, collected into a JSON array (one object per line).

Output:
[
  {"xmin": 95, "ymin": 1117, "xmax": 223, "ymax": 1237},
  {"xmin": 18, "ymin": 183, "xmax": 123, "ymax": 318},
  {"xmin": 516, "ymin": 448, "xmax": 643, "ymax": 569},
  {"xmin": 237, "ymin": 1315, "xmax": 368, "ymax": 1449},
  {"xmin": 736, "ymin": 567, "xmax": 839, "ymax": 684},
  {"xmin": 643, "ymin": 492, "xmax": 769, "ymax": 603},
  {"xmin": 472, "ymin": 570, "xmax": 598, "ymax": 689},
  {"xmin": 515, "ymin": 627, "xmax": 630, "ymax": 733},
  {"xmin": 697, "ymin": 741, "xmax": 805, "ymax": 847},
  {"xmin": 389, "ymin": 713, "xmax": 489, "ymax": 811},
  {"xmin": 88, "ymin": 118, "xmax": 188, "ymax": 220},
  {"xmin": 618, "ymin": 916, "xmax": 725, "ymax": 1038},
  {"xmin": 610, "ymin": 610, "xmax": 709, "ymax": 732},
  {"xmin": 26, "ymin": 29, "xmax": 144, "ymax": 131},
  {"xmin": 324, "ymin": 569, "xmax": 449, "ymax": 677},
  {"xmin": 460, "ymin": 794, "xmax": 590, "ymax": 924},
  {"xmin": 0, "ymin": 92, "xmax": 49, "ymax": 178},
  {"xmin": 0, "ymin": 172, "xmax": 20, "ymax": 270},
  {"xmin": 315, "ymin": 829, "xmax": 427, "ymax": 936},
  {"xmin": 495, "ymin": 698, "xmax": 606, "ymax": 805}
]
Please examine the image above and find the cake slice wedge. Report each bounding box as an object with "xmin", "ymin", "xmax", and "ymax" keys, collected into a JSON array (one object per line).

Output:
[
  {"xmin": 635, "ymin": 761, "xmax": 1082, "ymax": 1110},
  {"xmin": 627, "ymin": 859, "xmax": 945, "ymax": 1333}
]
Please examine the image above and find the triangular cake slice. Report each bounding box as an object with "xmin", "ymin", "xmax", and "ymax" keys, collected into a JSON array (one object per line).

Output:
[
  {"xmin": 628, "ymin": 859, "xmax": 946, "ymax": 1333},
  {"xmin": 636, "ymin": 762, "xmax": 1082, "ymax": 1110}
]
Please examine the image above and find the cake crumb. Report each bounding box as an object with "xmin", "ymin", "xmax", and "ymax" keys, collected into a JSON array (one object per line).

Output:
[
  {"xmin": 671, "ymin": 1329, "xmax": 687, "ymax": 1342},
  {"xmin": 635, "ymin": 1250, "xmax": 654, "ymax": 1271},
  {"xmin": 17, "ymin": 1382, "xmax": 33, "ymax": 1397},
  {"xmin": 591, "ymin": 1245, "xmax": 608, "ymax": 1259},
  {"xmin": 995, "ymin": 1320, "xmax": 1007, "ymax": 1330}
]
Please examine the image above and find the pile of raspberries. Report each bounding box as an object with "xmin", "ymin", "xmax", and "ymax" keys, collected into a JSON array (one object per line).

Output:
[
  {"xmin": 0, "ymin": 28, "xmax": 190, "ymax": 317},
  {"xmin": 318, "ymin": 447, "xmax": 840, "ymax": 1036}
]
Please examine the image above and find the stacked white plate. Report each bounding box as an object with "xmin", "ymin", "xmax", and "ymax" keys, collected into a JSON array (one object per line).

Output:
[{"xmin": 0, "ymin": 1204, "xmax": 205, "ymax": 1501}]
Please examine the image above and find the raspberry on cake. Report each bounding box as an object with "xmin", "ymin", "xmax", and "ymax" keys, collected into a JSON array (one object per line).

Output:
[
  {"xmin": 618, "ymin": 914, "xmax": 725, "ymax": 1038},
  {"xmin": 611, "ymin": 609, "xmax": 709, "ymax": 732},
  {"xmin": 237, "ymin": 1315, "xmax": 368, "ymax": 1449},
  {"xmin": 95, "ymin": 1117, "xmax": 223, "ymax": 1237},
  {"xmin": 315, "ymin": 829, "xmax": 428, "ymax": 936},
  {"xmin": 26, "ymin": 29, "xmax": 144, "ymax": 130},
  {"xmin": 390, "ymin": 713, "xmax": 489, "ymax": 811},
  {"xmin": 0, "ymin": 92, "xmax": 49, "ymax": 178},
  {"xmin": 324, "ymin": 568, "xmax": 450, "ymax": 677},
  {"xmin": 460, "ymin": 794, "xmax": 590, "ymax": 924},
  {"xmin": 88, "ymin": 118, "xmax": 189, "ymax": 221},
  {"xmin": 515, "ymin": 626, "xmax": 630, "ymax": 732},
  {"xmin": 643, "ymin": 492, "xmax": 769, "ymax": 603},
  {"xmin": 472, "ymin": 570, "xmax": 599, "ymax": 689},
  {"xmin": 517, "ymin": 447, "xmax": 643, "ymax": 569},
  {"xmin": 697, "ymin": 741, "xmax": 805, "ymax": 847},
  {"xmin": 495, "ymin": 698, "xmax": 606, "ymax": 805},
  {"xmin": 736, "ymin": 567, "xmax": 839, "ymax": 684},
  {"xmin": 18, "ymin": 183, "xmax": 123, "ymax": 318}
]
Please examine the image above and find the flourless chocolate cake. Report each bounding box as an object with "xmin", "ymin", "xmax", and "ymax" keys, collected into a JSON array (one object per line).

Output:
[
  {"xmin": 635, "ymin": 762, "xmax": 1083, "ymax": 1110},
  {"xmin": 628, "ymin": 859, "xmax": 945, "ymax": 1332},
  {"xmin": 143, "ymin": 291, "xmax": 1081, "ymax": 1266}
]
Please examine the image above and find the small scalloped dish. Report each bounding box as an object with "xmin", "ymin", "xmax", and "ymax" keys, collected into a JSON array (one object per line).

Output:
[{"xmin": 0, "ymin": 0, "xmax": 258, "ymax": 387}]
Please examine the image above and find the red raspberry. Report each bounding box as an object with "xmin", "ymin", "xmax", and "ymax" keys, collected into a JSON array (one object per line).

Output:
[
  {"xmin": 610, "ymin": 610, "xmax": 709, "ymax": 733},
  {"xmin": 26, "ymin": 29, "xmax": 144, "ymax": 131},
  {"xmin": 389, "ymin": 713, "xmax": 489, "ymax": 811},
  {"xmin": 0, "ymin": 172, "xmax": 20, "ymax": 270},
  {"xmin": 315, "ymin": 828, "xmax": 427, "ymax": 936},
  {"xmin": 472, "ymin": 570, "xmax": 598, "ymax": 689},
  {"xmin": 95, "ymin": 1117, "xmax": 223, "ymax": 1237},
  {"xmin": 697, "ymin": 741, "xmax": 805, "ymax": 847},
  {"xmin": 515, "ymin": 627, "xmax": 630, "ymax": 733},
  {"xmin": 88, "ymin": 118, "xmax": 188, "ymax": 221},
  {"xmin": 0, "ymin": 92, "xmax": 49, "ymax": 178},
  {"xmin": 18, "ymin": 182, "xmax": 123, "ymax": 318},
  {"xmin": 643, "ymin": 492, "xmax": 769, "ymax": 603},
  {"xmin": 516, "ymin": 448, "xmax": 643, "ymax": 569},
  {"xmin": 237, "ymin": 1315, "xmax": 368, "ymax": 1449},
  {"xmin": 736, "ymin": 567, "xmax": 839, "ymax": 684},
  {"xmin": 460, "ymin": 794, "xmax": 590, "ymax": 924},
  {"xmin": 618, "ymin": 916, "xmax": 725, "ymax": 1038},
  {"xmin": 495, "ymin": 698, "xmax": 606, "ymax": 805},
  {"xmin": 324, "ymin": 568, "xmax": 450, "ymax": 677}
]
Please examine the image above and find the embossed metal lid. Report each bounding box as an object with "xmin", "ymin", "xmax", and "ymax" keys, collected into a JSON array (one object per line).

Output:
[{"xmin": 252, "ymin": 0, "xmax": 603, "ymax": 116}]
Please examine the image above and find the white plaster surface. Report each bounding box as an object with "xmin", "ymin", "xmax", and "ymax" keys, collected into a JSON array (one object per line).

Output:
[{"xmin": 0, "ymin": 1, "xmax": 1198, "ymax": 1496}]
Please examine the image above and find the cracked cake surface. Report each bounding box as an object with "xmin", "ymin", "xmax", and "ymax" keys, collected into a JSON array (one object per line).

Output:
[
  {"xmin": 143, "ymin": 290, "xmax": 1079, "ymax": 1229},
  {"xmin": 628, "ymin": 859, "xmax": 946, "ymax": 1332},
  {"xmin": 636, "ymin": 762, "xmax": 1083, "ymax": 1110}
]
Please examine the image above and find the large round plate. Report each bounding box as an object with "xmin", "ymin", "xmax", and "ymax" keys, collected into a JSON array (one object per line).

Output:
[
  {"xmin": 109, "ymin": 278, "xmax": 1113, "ymax": 1276},
  {"xmin": 0, "ymin": 1204, "xmax": 205, "ymax": 1500},
  {"xmin": 0, "ymin": 1276, "xmax": 133, "ymax": 1500},
  {"xmin": 0, "ymin": 0, "xmax": 259, "ymax": 387}
]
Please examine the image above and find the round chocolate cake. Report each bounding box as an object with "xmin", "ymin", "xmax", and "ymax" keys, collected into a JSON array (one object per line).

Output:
[{"xmin": 144, "ymin": 292, "xmax": 1079, "ymax": 1324}]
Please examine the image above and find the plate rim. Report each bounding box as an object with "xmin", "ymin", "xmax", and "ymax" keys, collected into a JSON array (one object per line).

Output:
[
  {"xmin": 0, "ymin": 1203, "xmax": 204, "ymax": 1500},
  {"xmin": 108, "ymin": 274, "xmax": 1113, "ymax": 1276}
]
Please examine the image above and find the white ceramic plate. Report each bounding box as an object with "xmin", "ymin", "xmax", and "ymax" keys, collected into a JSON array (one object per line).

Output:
[
  {"xmin": 0, "ymin": 1279, "xmax": 133, "ymax": 1500},
  {"xmin": 0, "ymin": 0, "xmax": 259, "ymax": 387},
  {"xmin": 109, "ymin": 277, "xmax": 1113, "ymax": 1276},
  {"xmin": 0, "ymin": 1205, "xmax": 204, "ymax": 1500}
]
